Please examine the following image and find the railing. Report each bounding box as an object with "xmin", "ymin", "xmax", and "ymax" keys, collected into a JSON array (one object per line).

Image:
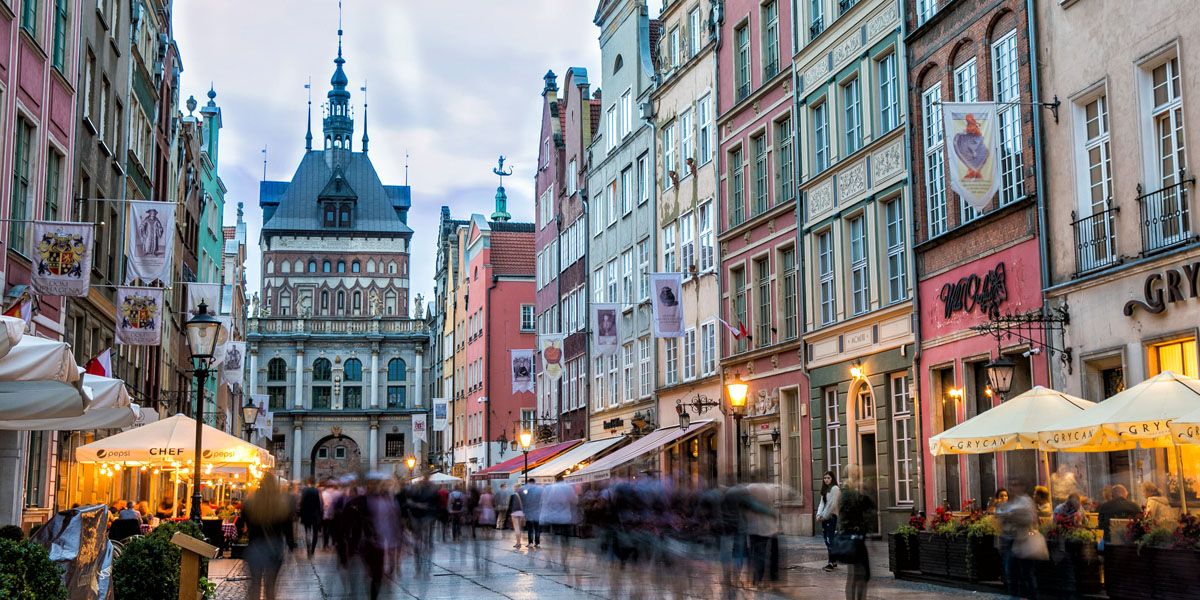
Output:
[
  {"xmin": 1138, "ymin": 176, "xmax": 1196, "ymax": 255},
  {"xmin": 249, "ymin": 317, "xmax": 430, "ymax": 336},
  {"xmin": 1072, "ymin": 205, "xmax": 1119, "ymax": 275},
  {"xmin": 809, "ymin": 18, "xmax": 824, "ymax": 41}
]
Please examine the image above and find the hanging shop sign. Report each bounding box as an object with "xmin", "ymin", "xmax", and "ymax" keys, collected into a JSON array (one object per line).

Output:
[
  {"xmin": 938, "ymin": 262, "xmax": 1008, "ymax": 319},
  {"xmin": 1122, "ymin": 260, "xmax": 1200, "ymax": 316}
]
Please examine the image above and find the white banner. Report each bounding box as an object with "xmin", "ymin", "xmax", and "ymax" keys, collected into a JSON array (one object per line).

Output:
[
  {"xmin": 30, "ymin": 221, "xmax": 94, "ymax": 297},
  {"xmin": 511, "ymin": 349, "xmax": 535, "ymax": 394},
  {"xmin": 115, "ymin": 287, "xmax": 164, "ymax": 346},
  {"xmin": 591, "ymin": 303, "xmax": 620, "ymax": 356},
  {"xmin": 250, "ymin": 393, "xmax": 271, "ymax": 437},
  {"xmin": 125, "ymin": 201, "xmax": 176, "ymax": 284},
  {"xmin": 432, "ymin": 398, "xmax": 448, "ymax": 432},
  {"xmin": 186, "ymin": 283, "xmax": 222, "ymax": 317},
  {"xmin": 943, "ymin": 102, "xmax": 1001, "ymax": 211},
  {"xmin": 650, "ymin": 272, "xmax": 684, "ymax": 338},
  {"xmin": 221, "ymin": 341, "xmax": 245, "ymax": 387},
  {"xmin": 413, "ymin": 413, "xmax": 427, "ymax": 444},
  {"xmin": 539, "ymin": 334, "xmax": 565, "ymax": 381},
  {"xmin": 211, "ymin": 316, "xmax": 233, "ymax": 364}
]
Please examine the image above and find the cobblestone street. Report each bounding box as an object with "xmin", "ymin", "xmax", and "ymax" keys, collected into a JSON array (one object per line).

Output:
[{"xmin": 208, "ymin": 533, "xmax": 1006, "ymax": 599}]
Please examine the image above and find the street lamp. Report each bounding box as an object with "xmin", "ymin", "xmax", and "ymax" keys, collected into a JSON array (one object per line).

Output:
[
  {"xmin": 496, "ymin": 430, "xmax": 509, "ymax": 458},
  {"xmin": 185, "ymin": 301, "xmax": 222, "ymax": 524},
  {"xmin": 726, "ymin": 374, "xmax": 749, "ymax": 483},
  {"xmin": 240, "ymin": 397, "xmax": 260, "ymax": 442},
  {"xmin": 518, "ymin": 430, "xmax": 532, "ymax": 484},
  {"xmin": 406, "ymin": 455, "xmax": 417, "ymax": 480},
  {"xmin": 985, "ymin": 356, "xmax": 1016, "ymax": 399}
]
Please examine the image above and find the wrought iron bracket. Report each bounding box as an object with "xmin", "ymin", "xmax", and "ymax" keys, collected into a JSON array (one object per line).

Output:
[{"xmin": 969, "ymin": 303, "xmax": 1074, "ymax": 374}]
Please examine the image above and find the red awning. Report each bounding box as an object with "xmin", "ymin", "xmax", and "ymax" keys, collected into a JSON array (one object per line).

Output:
[{"xmin": 472, "ymin": 439, "xmax": 581, "ymax": 480}]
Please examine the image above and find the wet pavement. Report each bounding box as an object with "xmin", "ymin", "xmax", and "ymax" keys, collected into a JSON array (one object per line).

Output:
[{"xmin": 210, "ymin": 532, "xmax": 1008, "ymax": 599}]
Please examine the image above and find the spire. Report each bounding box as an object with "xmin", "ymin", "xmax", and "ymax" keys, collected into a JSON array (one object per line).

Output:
[
  {"xmin": 323, "ymin": 2, "xmax": 354, "ymax": 151},
  {"xmin": 360, "ymin": 81, "xmax": 369, "ymax": 153},
  {"xmin": 490, "ymin": 156, "xmax": 513, "ymax": 222},
  {"xmin": 304, "ymin": 78, "xmax": 313, "ymax": 151},
  {"xmin": 543, "ymin": 69, "xmax": 558, "ymax": 94}
]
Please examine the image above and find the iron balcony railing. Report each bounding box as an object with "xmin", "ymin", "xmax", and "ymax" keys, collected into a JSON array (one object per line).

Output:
[
  {"xmin": 809, "ymin": 18, "xmax": 824, "ymax": 41},
  {"xmin": 1138, "ymin": 175, "xmax": 1197, "ymax": 255},
  {"xmin": 1072, "ymin": 205, "xmax": 1119, "ymax": 275}
]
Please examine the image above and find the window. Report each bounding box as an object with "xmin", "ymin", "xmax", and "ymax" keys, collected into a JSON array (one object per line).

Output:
[
  {"xmin": 955, "ymin": 58, "xmax": 980, "ymax": 222},
  {"xmin": 916, "ymin": 0, "xmax": 937, "ymax": 24},
  {"xmin": 620, "ymin": 167, "xmax": 632, "ymax": 215},
  {"xmin": 267, "ymin": 358, "xmax": 287, "ymax": 410},
  {"xmin": 621, "ymin": 249, "xmax": 634, "ymax": 303},
  {"xmin": 608, "ymin": 354, "xmax": 619, "ymax": 406},
  {"xmin": 1144, "ymin": 56, "xmax": 1190, "ymax": 250},
  {"xmin": 813, "ymin": 101, "xmax": 830, "ymax": 173},
  {"xmin": 385, "ymin": 434, "xmax": 404, "ymax": 458},
  {"xmin": 321, "ymin": 291, "xmax": 329, "ymax": 313},
  {"xmin": 638, "ymin": 336, "xmax": 652, "ymax": 396},
  {"xmin": 308, "ymin": 260, "xmax": 317, "ymax": 273},
  {"xmin": 663, "ymin": 122, "xmax": 676, "ymax": 187},
  {"xmin": 21, "ymin": 0, "xmax": 38, "ymax": 38},
  {"xmin": 607, "ymin": 180, "xmax": 618, "ymax": 226},
  {"xmin": 662, "ymin": 224, "xmax": 677, "ymax": 273},
  {"xmin": 810, "ymin": 0, "xmax": 825, "ymax": 38},
  {"xmin": 878, "ymin": 52, "xmax": 899, "ymax": 132},
  {"xmin": 732, "ymin": 266, "xmax": 748, "ymax": 352},
  {"xmin": 698, "ymin": 202, "xmax": 715, "ymax": 272},
  {"xmin": 637, "ymin": 237, "xmax": 650, "ymax": 300},
  {"xmin": 665, "ymin": 338, "xmax": 679, "ymax": 385},
  {"xmin": 52, "ymin": 0, "xmax": 69, "ymax": 72},
  {"xmin": 621, "ymin": 89, "xmax": 633, "ymax": 137},
  {"xmin": 786, "ymin": 389, "xmax": 803, "ymax": 495},
  {"xmin": 781, "ymin": 247, "xmax": 797, "ymax": 339},
  {"xmin": 730, "ymin": 147, "xmax": 745, "ymax": 226},
  {"xmin": 843, "ymin": 77, "xmax": 863, "ymax": 155},
  {"xmin": 1076, "ymin": 94, "xmax": 1115, "ymax": 270},
  {"xmin": 567, "ymin": 158, "xmax": 577, "ymax": 195},
  {"xmin": 312, "ymin": 358, "xmax": 332, "ymax": 409},
  {"xmin": 520, "ymin": 305, "xmax": 535, "ymax": 331},
  {"xmin": 279, "ymin": 291, "xmax": 291, "ymax": 316},
  {"xmin": 10, "ymin": 118, "xmax": 33, "ymax": 253},
  {"xmin": 849, "ymin": 215, "xmax": 869, "ymax": 315},
  {"xmin": 680, "ymin": 109, "xmax": 693, "ymax": 173},
  {"xmin": 735, "ymin": 25, "xmax": 750, "ymax": 101},
  {"xmin": 317, "ymin": 447, "xmax": 329, "ymax": 459},
  {"xmin": 593, "ymin": 268, "xmax": 604, "ymax": 303},
  {"xmin": 44, "ymin": 149, "xmax": 62, "ymax": 220},
  {"xmin": 776, "ymin": 117, "xmax": 794, "ymax": 202},
  {"xmin": 922, "ymin": 84, "xmax": 948, "ymax": 236},
  {"xmin": 891, "ymin": 373, "xmax": 914, "ymax": 504},
  {"xmin": 593, "ymin": 357, "xmax": 605, "ymax": 410},
  {"xmin": 351, "ymin": 260, "xmax": 361, "ymax": 273},
  {"xmin": 98, "ymin": 78, "xmax": 109, "ymax": 142},
  {"xmin": 343, "ymin": 358, "xmax": 362, "ymax": 409},
  {"xmin": 825, "ymin": 387, "xmax": 842, "ymax": 479},
  {"xmin": 698, "ymin": 94, "xmax": 713, "ymax": 164},
  {"xmin": 885, "ymin": 198, "xmax": 908, "ymax": 303},
  {"xmin": 992, "ymin": 31, "xmax": 1025, "ymax": 206},
  {"xmin": 753, "ymin": 134, "xmax": 769, "ymax": 215},
  {"xmin": 762, "ymin": 1, "xmax": 779, "ymax": 79},
  {"xmin": 322, "ymin": 260, "xmax": 331, "ymax": 273},
  {"xmin": 387, "ymin": 358, "xmax": 407, "ymax": 408},
  {"xmin": 337, "ymin": 260, "xmax": 346, "ymax": 273},
  {"xmin": 606, "ymin": 105, "xmax": 617, "ymax": 152},
  {"xmin": 669, "ymin": 26, "xmax": 681, "ymax": 69},
  {"xmin": 334, "ymin": 446, "xmax": 346, "ymax": 459},
  {"xmin": 606, "ymin": 259, "xmax": 618, "ymax": 303},
  {"xmin": 622, "ymin": 343, "xmax": 634, "ymax": 402},
  {"xmin": 689, "ymin": 6, "xmax": 702, "ymax": 56},
  {"xmin": 818, "ymin": 229, "xmax": 835, "ymax": 325},
  {"xmin": 1149, "ymin": 338, "xmax": 1198, "ymax": 377},
  {"xmin": 637, "ymin": 153, "xmax": 650, "ymax": 204},
  {"xmin": 592, "ymin": 188, "xmax": 604, "ymax": 236},
  {"xmin": 755, "ymin": 258, "xmax": 771, "ymax": 346},
  {"xmin": 701, "ymin": 322, "xmax": 717, "ymax": 375},
  {"xmin": 679, "ymin": 213, "xmax": 695, "ymax": 274},
  {"xmin": 683, "ymin": 328, "xmax": 697, "ymax": 380},
  {"xmin": 83, "ymin": 50, "xmax": 95, "ymax": 120},
  {"xmin": 336, "ymin": 291, "xmax": 345, "ymax": 314}
]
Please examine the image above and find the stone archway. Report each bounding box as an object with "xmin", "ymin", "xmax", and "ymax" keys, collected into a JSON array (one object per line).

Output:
[{"xmin": 310, "ymin": 434, "xmax": 362, "ymax": 482}]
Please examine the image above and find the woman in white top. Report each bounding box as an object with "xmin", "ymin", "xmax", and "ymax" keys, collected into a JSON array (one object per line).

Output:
[
  {"xmin": 816, "ymin": 470, "xmax": 842, "ymax": 571},
  {"xmin": 1142, "ymin": 482, "xmax": 1179, "ymax": 525}
]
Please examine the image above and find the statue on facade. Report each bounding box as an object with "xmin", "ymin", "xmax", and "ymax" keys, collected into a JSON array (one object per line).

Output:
[
  {"xmin": 369, "ymin": 289, "xmax": 382, "ymax": 317},
  {"xmin": 413, "ymin": 293, "xmax": 424, "ymax": 319},
  {"xmin": 250, "ymin": 292, "xmax": 262, "ymax": 317},
  {"xmin": 300, "ymin": 296, "xmax": 312, "ymax": 318}
]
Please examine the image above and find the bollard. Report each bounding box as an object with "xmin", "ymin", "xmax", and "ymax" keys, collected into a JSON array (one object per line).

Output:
[{"xmin": 170, "ymin": 531, "xmax": 219, "ymax": 600}]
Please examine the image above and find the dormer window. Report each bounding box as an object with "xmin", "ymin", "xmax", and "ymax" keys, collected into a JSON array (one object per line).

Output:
[
  {"xmin": 324, "ymin": 206, "xmax": 337, "ymax": 227},
  {"xmin": 339, "ymin": 205, "xmax": 352, "ymax": 227}
]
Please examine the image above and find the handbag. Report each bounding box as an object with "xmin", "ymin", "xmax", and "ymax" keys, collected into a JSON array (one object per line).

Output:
[
  {"xmin": 1013, "ymin": 529, "xmax": 1049, "ymax": 561},
  {"xmin": 828, "ymin": 533, "xmax": 864, "ymax": 564}
]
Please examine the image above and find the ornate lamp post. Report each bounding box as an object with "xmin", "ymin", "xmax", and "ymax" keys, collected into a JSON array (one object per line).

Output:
[
  {"xmin": 185, "ymin": 301, "xmax": 222, "ymax": 524},
  {"xmin": 406, "ymin": 455, "xmax": 417, "ymax": 480},
  {"xmin": 518, "ymin": 430, "xmax": 533, "ymax": 484},
  {"xmin": 985, "ymin": 356, "xmax": 1016, "ymax": 400},
  {"xmin": 241, "ymin": 397, "xmax": 260, "ymax": 442},
  {"xmin": 726, "ymin": 374, "xmax": 749, "ymax": 483}
]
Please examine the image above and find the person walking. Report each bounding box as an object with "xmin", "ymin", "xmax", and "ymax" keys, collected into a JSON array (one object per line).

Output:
[
  {"xmin": 508, "ymin": 484, "xmax": 526, "ymax": 548},
  {"xmin": 298, "ymin": 478, "xmax": 323, "ymax": 558},
  {"xmin": 540, "ymin": 481, "xmax": 580, "ymax": 571},
  {"xmin": 320, "ymin": 482, "xmax": 341, "ymax": 549},
  {"xmin": 494, "ymin": 483, "xmax": 511, "ymax": 530},
  {"xmin": 448, "ymin": 485, "xmax": 467, "ymax": 541},
  {"xmin": 523, "ymin": 483, "xmax": 544, "ymax": 548},
  {"xmin": 838, "ymin": 466, "xmax": 875, "ymax": 600},
  {"xmin": 477, "ymin": 487, "xmax": 496, "ymax": 539},
  {"xmin": 996, "ymin": 478, "xmax": 1041, "ymax": 599},
  {"xmin": 816, "ymin": 470, "xmax": 841, "ymax": 571},
  {"xmin": 243, "ymin": 476, "xmax": 292, "ymax": 600}
]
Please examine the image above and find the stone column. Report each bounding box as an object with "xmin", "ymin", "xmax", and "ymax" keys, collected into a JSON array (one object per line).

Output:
[
  {"xmin": 370, "ymin": 350, "xmax": 380, "ymax": 409},
  {"xmin": 369, "ymin": 422, "xmax": 379, "ymax": 470},
  {"xmin": 248, "ymin": 351, "xmax": 259, "ymax": 394},
  {"xmin": 292, "ymin": 424, "xmax": 303, "ymax": 482},
  {"xmin": 414, "ymin": 349, "xmax": 424, "ymax": 408},
  {"xmin": 293, "ymin": 349, "xmax": 305, "ymax": 409}
]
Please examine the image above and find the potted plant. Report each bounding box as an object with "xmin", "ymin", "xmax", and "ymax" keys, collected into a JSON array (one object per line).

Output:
[
  {"xmin": 950, "ymin": 500, "xmax": 1001, "ymax": 583},
  {"xmin": 1106, "ymin": 514, "xmax": 1200, "ymax": 600},
  {"xmin": 113, "ymin": 520, "xmax": 210, "ymax": 600},
  {"xmin": 889, "ymin": 512, "xmax": 924, "ymax": 573},
  {"xmin": 917, "ymin": 504, "xmax": 957, "ymax": 577},
  {"xmin": 0, "ymin": 537, "xmax": 67, "ymax": 599},
  {"xmin": 1039, "ymin": 512, "xmax": 1101, "ymax": 595}
]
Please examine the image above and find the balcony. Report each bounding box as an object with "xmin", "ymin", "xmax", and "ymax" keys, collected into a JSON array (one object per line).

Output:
[
  {"xmin": 1072, "ymin": 205, "xmax": 1119, "ymax": 275},
  {"xmin": 809, "ymin": 18, "xmax": 824, "ymax": 41},
  {"xmin": 248, "ymin": 317, "xmax": 430, "ymax": 336},
  {"xmin": 1137, "ymin": 176, "xmax": 1197, "ymax": 255}
]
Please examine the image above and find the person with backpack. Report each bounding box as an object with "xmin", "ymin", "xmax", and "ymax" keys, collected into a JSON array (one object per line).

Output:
[{"xmin": 447, "ymin": 485, "xmax": 467, "ymax": 541}]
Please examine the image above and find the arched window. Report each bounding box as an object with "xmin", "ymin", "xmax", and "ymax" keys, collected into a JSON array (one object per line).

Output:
[
  {"xmin": 344, "ymin": 358, "xmax": 362, "ymax": 381},
  {"xmin": 337, "ymin": 261, "xmax": 346, "ymax": 273},
  {"xmin": 367, "ymin": 260, "xmax": 376, "ymax": 273},
  {"xmin": 353, "ymin": 291, "xmax": 362, "ymax": 313},
  {"xmin": 351, "ymin": 260, "xmax": 361, "ymax": 273},
  {"xmin": 266, "ymin": 260, "xmax": 274, "ymax": 273},
  {"xmin": 279, "ymin": 291, "xmax": 291, "ymax": 316},
  {"xmin": 267, "ymin": 358, "xmax": 287, "ymax": 380},
  {"xmin": 388, "ymin": 262, "xmax": 397, "ymax": 274},
  {"xmin": 614, "ymin": 54, "xmax": 624, "ymax": 73},
  {"xmin": 280, "ymin": 261, "xmax": 291, "ymax": 273},
  {"xmin": 385, "ymin": 291, "xmax": 397, "ymax": 315},
  {"xmin": 266, "ymin": 358, "xmax": 288, "ymax": 410},
  {"xmin": 387, "ymin": 358, "xmax": 406, "ymax": 408},
  {"xmin": 321, "ymin": 291, "xmax": 329, "ymax": 312},
  {"xmin": 294, "ymin": 259, "xmax": 303, "ymax": 272},
  {"xmin": 308, "ymin": 260, "xmax": 317, "ymax": 273},
  {"xmin": 336, "ymin": 291, "xmax": 345, "ymax": 313},
  {"xmin": 312, "ymin": 358, "xmax": 332, "ymax": 409},
  {"xmin": 342, "ymin": 358, "xmax": 363, "ymax": 409},
  {"xmin": 322, "ymin": 260, "xmax": 331, "ymax": 273}
]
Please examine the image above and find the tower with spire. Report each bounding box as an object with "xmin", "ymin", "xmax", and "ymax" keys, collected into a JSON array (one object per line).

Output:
[{"xmin": 322, "ymin": 26, "xmax": 354, "ymax": 151}]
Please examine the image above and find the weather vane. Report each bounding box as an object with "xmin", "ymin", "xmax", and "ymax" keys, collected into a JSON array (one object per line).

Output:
[{"xmin": 493, "ymin": 155, "xmax": 513, "ymax": 187}]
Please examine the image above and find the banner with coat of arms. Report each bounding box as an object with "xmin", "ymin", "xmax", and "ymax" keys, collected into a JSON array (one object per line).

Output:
[
  {"xmin": 124, "ymin": 201, "xmax": 176, "ymax": 284},
  {"xmin": 31, "ymin": 221, "xmax": 94, "ymax": 297},
  {"xmin": 115, "ymin": 287, "xmax": 164, "ymax": 346}
]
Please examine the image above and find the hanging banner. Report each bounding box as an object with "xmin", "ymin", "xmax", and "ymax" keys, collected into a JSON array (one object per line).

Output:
[
  {"xmin": 650, "ymin": 272, "xmax": 684, "ymax": 337},
  {"xmin": 943, "ymin": 102, "xmax": 1001, "ymax": 211},
  {"xmin": 591, "ymin": 303, "xmax": 620, "ymax": 356},
  {"xmin": 432, "ymin": 398, "xmax": 448, "ymax": 431},
  {"xmin": 125, "ymin": 201, "xmax": 176, "ymax": 284},
  {"xmin": 511, "ymin": 349, "xmax": 535, "ymax": 394},
  {"xmin": 250, "ymin": 393, "xmax": 271, "ymax": 437},
  {"xmin": 221, "ymin": 342, "xmax": 245, "ymax": 387},
  {"xmin": 115, "ymin": 287, "xmax": 164, "ymax": 346},
  {"xmin": 540, "ymin": 334, "xmax": 565, "ymax": 381},
  {"xmin": 186, "ymin": 283, "xmax": 222, "ymax": 317},
  {"xmin": 211, "ymin": 316, "xmax": 233, "ymax": 364},
  {"xmin": 30, "ymin": 221, "xmax": 94, "ymax": 297},
  {"xmin": 413, "ymin": 413, "xmax": 427, "ymax": 444}
]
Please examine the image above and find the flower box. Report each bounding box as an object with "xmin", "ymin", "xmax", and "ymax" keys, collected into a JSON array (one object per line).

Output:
[
  {"xmin": 888, "ymin": 532, "xmax": 920, "ymax": 573},
  {"xmin": 1036, "ymin": 538, "xmax": 1101, "ymax": 596},
  {"xmin": 1105, "ymin": 544, "xmax": 1200, "ymax": 600},
  {"xmin": 916, "ymin": 531, "xmax": 1000, "ymax": 581},
  {"xmin": 917, "ymin": 531, "xmax": 950, "ymax": 577}
]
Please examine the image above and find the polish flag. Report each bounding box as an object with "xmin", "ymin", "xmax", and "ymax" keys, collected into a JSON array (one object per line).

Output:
[
  {"xmin": 2, "ymin": 294, "xmax": 31, "ymax": 324},
  {"xmin": 718, "ymin": 317, "xmax": 749, "ymax": 340},
  {"xmin": 85, "ymin": 349, "xmax": 113, "ymax": 378}
]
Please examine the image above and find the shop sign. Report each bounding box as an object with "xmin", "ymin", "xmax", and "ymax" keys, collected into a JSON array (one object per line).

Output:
[
  {"xmin": 1122, "ymin": 261, "xmax": 1200, "ymax": 316},
  {"xmin": 938, "ymin": 262, "xmax": 1008, "ymax": 319},
  {"xmin": 603, "ymin": 417, "xmax": 625, "ymax": 430}
]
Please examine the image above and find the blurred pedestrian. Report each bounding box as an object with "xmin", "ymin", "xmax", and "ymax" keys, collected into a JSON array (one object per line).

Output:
[
  {"xmin": 838, "ymin": 466, "xmax": 875, "ymax": 600},
  {"xmin": 448, "ymin": 485, "xmax": 466, "ymax": 541},
  {"xmin": 996, "ymin": 478, "xmax": 1040, "ymax": 599},
  {"xmin": 495, "ymin": 483, "xmax": 511, "ymax": 529},
  {"xmin": 817, "ymin": 470, "xmax": 841, "ymax": 572},
  {"xmin": 243, "ymin": 476, "xmax": 292, "ymax": 600},
  {"xmin": 523, "ymin": 483, "xmax": 544, "ymax": 548},
  {"xmin": 299, "ymin": 478, "xmax": 323, "ymax": 558},
  {"xmin": 509, "ymin": 484, "xmax": 526, "ymax": 548},
  {"xmin": 540, "ymin": 481, "xmax": 580, "ymax": 571},
  {"xmin": 320, "ymin": 481, "xmax": 340, "ymax": 549}
]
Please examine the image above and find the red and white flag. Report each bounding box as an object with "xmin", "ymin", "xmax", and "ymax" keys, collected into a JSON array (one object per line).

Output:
[
  {"xmin": 718, "ymin": 317, "xmax": 749, "ymax": 340},
  {"xmin": 2, "ymin": 293, "xmax": 32, "ymax": 324},
  {"xmin": 85, "ymin": 349, "xmax": 112, "ymax": 377}
]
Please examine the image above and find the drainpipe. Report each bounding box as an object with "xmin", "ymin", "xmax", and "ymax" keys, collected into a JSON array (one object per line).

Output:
[
  {"xmin": 711, "ymin": 0, "xmax": 732, "ymax": 484},
  {"xmin": 1026, "ymin": 0, "xmax": 1053, "ymax": 391},
  {"xmin": 485, "ymin": 273, "xmax": 497, "ymax": 467},
  {"xmin": 787, "ymin": 0, "xmax": 809, "ymax": 512}
]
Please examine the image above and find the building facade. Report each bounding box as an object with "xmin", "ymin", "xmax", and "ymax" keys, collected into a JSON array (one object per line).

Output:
[
  {"xmin": 1039, "ymin": 0, "xmax": 1200, "ymax": 502},
  {"xmin": 433, "ymin": 206, "xmax": 466, "ymax": 472},
  {"xmin": 249, "ymin": 35, "xmax": 429, "ymax": 482}
]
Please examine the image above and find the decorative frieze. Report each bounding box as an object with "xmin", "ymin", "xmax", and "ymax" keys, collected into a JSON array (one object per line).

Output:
[
  {"xmin": 808, "ymin": 180, "xmax": 835, "ymax": 220},
  {"xmin": 867, "ymin": 5, "xmax": 898, "ymax": 39},
  {"xmin": 838, "ymin": 161, "xmax": 868, "ymax": 201},
  {"xmin": 872, "ymin": 140, "xmax": 904, "ymax": 183}
]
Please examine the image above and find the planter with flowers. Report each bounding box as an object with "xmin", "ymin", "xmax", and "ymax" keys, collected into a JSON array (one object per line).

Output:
[
  {"xmin": 1105, "ymin": 514, "xmax": 1200, "ymax": 600},
  {"xmin": 889, "ymin": 512, "xmax": 924, "ymax": 573},
  {"xmin": 1037, "ymin": 511, "xmax": 1101, "ymax": 595},
  {"xmin": 917, "ymin": 500, "xmax": 1001, "ymax": 582}
]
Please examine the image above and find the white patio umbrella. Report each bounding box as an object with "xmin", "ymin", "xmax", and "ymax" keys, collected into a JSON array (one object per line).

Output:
[
  {"xmin": 75, "ymin": 413, "xmax": 274, "ymax": 467},
  {"xmin": 0, "ymin": 335, "xmax": 86, "ymax": 421}
]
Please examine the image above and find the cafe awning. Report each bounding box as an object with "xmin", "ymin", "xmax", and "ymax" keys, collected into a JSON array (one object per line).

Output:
[
  {"xmin": 567, "ymin": 420, "xmax": 715, "ymax": 483},
  {"xmin": 929, "ymin": 386, "xmax": 1095, "ymax": 455},
  {"xmin": 1040, "ymin": 370, "xmax": 1200, "ymax": 452},
  {"xmin": 471, "ymin": 439, "xmax": 581, "ymax": 480},
  {"xmin": 0, "ymin": 335, "xmax": 87, "ymax": 421},
  {"xmin": 75, "ymin": 413, "xmax": 274, "ymax": 467},
  {"xmin": 0, "ymin": 404, "xmax": 141, "ymax": 432},
  {"xmin": 527, "ymin": 436, "xmax": 626, "ymax": 483},
  {"xmin": 0, "ymin": 315, "xmax": 24, "ymax": 360}
]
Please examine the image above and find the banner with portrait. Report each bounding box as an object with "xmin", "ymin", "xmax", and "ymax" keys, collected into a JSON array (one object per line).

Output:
[
  {"xmin": 591, "ymin": 303, "xmax": 620, "ymax": 356},
  {"xmin": 511, "ymin": 349, "xmax": 535, "ymax": 394},
  {"xmin": 186, "ymin": 283, "xmax": 222, "ymax": 317},
  {"xmin": 30, "ymin": 221, "xmax": 94, "ymax": 297},
  {"xmin": 413, "ymin": 413, "xmax": 427, "ymax": 444},
  {"xmin": 942, "ymin": 102, "xmax": 1001, "ymax": 211},
  {"xmin": 250, "ymin": 394, "xmax": 271, "ymax": 437},
  {"xmin": 124, "ymin": 201, "xmax": 176, "ymax": 284},
  {"xmin": 650, "ymin": 272, "xmax": 683, "ymax": 338},
  {"xmin": 220, "ymin": 341, "xmax": 245, "ymax": 387},
  {"xmin": 539, "ymin": 334, "xmax": 565, "ymax": 382},
  {"xmin": 115, "ymin": 287, "xmax": 164, "ymax": 346},
  {"xmin": 432, "ymin": 398, "xmax": 448, "ymax": 431}
]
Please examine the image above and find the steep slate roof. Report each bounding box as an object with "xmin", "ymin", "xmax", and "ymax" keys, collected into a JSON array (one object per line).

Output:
[{"xmin": 260, "ymin": 150, "xmax": 412, "ymax": 239}]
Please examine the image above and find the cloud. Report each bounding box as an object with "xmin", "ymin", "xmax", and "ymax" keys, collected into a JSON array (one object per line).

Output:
[{"xmin": 174, "ymin": 0, "xmax": 600, "ymax": 308}]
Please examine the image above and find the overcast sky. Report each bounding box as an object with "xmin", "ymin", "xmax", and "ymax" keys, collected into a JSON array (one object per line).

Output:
[{"xmin": 173, "ymin": 0, "xmax": 601, "ymax": 311}]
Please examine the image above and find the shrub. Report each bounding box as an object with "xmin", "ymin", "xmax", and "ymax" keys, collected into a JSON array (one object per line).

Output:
[
  {"xmin": 0, "ymin": 538, "xmax": 67, "ymax": 599},
  {"xmin": 113, "ymin": 520, "xmax": 211, "ymax": 600},
  {"xmin": 0, "ymin": 524, "xmax": 23, "ymax": 541}
]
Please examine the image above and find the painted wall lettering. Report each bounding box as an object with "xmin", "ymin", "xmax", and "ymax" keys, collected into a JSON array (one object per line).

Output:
[
  {"xmin": 938, "ymin": 262, "xmax": 1008, "ymax": 319},
  {"xmin": 1122, "ymin": 261, "xmax": 1200, "ymax": 316}
]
